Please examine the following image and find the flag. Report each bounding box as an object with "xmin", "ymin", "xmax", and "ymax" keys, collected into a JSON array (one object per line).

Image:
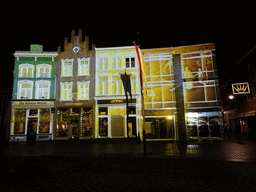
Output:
[
  {"xmin": 133, "ymin": 41, "xmax": 143, "ymax": 89},
  {"xmin": 120, "ymin": 72, "xmax": 132, "ymax": 103}
]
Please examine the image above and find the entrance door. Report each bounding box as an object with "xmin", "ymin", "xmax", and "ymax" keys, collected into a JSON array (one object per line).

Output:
[
  {"xmin": 27, "ymin": 118, "xmax": 37, "ymax": 141},
  {"xmin": 128, "ymin": 117, "xmax": 136, "ymax": 137},
  {"xmin": 70, "ymin": 115, "xmax": 79, "ymax": 139}
]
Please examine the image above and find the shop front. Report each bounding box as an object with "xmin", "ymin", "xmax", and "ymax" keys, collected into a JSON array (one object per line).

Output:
[
  {"xmin": 145, "ymin": 109, "xmax": 176, "ymax": 140},
  {"xmin": 95, "ymin": 98, "xmax": 138, "ymax": 139},
  {"xmin": 186, "ymin": 111, "xmax": 223, "ymax": 139},
  {"xmin": 55, "ymin": 102, "xmax": 94, "ymax": 140},
  {"xmin": 10, "ymin": 101, "xmax": 54, "ymax": 142}
]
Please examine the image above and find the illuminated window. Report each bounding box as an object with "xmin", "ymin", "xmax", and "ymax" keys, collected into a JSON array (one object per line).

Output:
[
  {"xmin": 19, "ymin": 64, "xmax": 34, "ymax": 78},
  {"xmin": 35, "ymin": 80, "xmax": 51, "ymax": 99},
  {"xmin": 98, "ymin": 77, "xmax": 108, "ymax": 95},
  {"xmin": 60, "ymin": 82, "xmax": 73, "ymax": 100},
  {"xmin": 36, "ymin": 64, "xmax": 51, "ymax": 78},
  {"xmin": 14, "ymin": 109, "xmax": 26, "ymax": 134},
  {"xmin": 98, "ymin": 58, "xmax": 109, "ymax": 70},
  {"xmin": 78, "ymin": 58, "xmax": 90, "ymax": 76},
  {"xmin": 182, "ymin": 51, "xmax": 214, "ymax": 80},
  {"xmin": 61, "ymin": 59, "xmax": 73, "ymax": 76},
  {"xmin": 125, "ymin": 57, "xmax": 135, "ymax": 68},
  {"xmin": 112, "ymin": 57, "xmax": 123, "ymax": 69},
  {"xmin": 77, "ymin": 81, "xmax": 90, "ymax": 100},
  {"xmin": 39, "ymin": 109, "xmax": 50, "ymax": 133},
  {"xmin": 17, "ymin": 80, "xmax": 33, "ymax": 99}
]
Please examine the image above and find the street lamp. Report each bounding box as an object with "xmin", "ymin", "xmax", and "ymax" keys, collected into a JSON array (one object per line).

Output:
[{"xmin": 228, "ymin": 95, "xmax": 234, "ymax": 100}]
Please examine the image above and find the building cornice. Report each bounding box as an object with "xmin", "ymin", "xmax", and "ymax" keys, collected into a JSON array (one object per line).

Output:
[{"xmin": 14, "ymin": 52, "xmax": 58, "ymax": 57}]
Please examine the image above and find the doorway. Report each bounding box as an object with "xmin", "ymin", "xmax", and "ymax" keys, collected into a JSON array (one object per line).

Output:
[
  {"xmin": 128, "ymin": 117, "xmax": 137, "ymax": 137},
  {"xmin": 27, "ymin": 118, "xmax": 37, "ymax": 141}
]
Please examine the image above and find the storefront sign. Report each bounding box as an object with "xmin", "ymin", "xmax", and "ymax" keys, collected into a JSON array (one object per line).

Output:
[
  {"xmin": 14, "ymin": 101, "xmax": 54, "ymax": 106},
  {"xmin": 97, "ymin": 99, "xmax": 136, "ymax": 105}
]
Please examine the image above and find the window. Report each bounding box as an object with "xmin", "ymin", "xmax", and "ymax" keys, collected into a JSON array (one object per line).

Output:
[
  {"xmin": 39, "ymin": 109, "xmax": 51, "ymax": 133},
  {"xmin": 126, "ymin": 57, "xmax": 135, "ymax": 68},
  {"xmin": 98, "ymin": 77, "xmax": 108, "ymax": 95},
  {"xmin": 112, "ymin": 57, "xmax": 123, "ymax": 69},
  {"xmin": 35, "ymin": 80, "xmax": 51, "ymax": 99},
  {"xmin": 78, "ymin": 58, "xmax": 90, "ymax": 76},
  {"xmin": 182, "ymin": 51, "xmax": 214, "ymax": 79},
  {"xmin": 17, "ymin": 80, "xmax": 33, "ymax": 99},
  {"xmin": 112, "ymin": 76, "xmax": 124, "ymax": 95},
  {"xmin": 60, "ymin": 82, "xmax": 73, "ymax": 100},
  {"xmin": 14, "ymin": 109, "xmax": 26, "ymax": 134},
  {"xmin": 19, "ymin": 64, "xmax": 34, "ymax": 78},
  {"xmin": 77, "ymin": 81, "xmax": 90, "ymax": 100},
  {"xmin": 61, "ymin": 59, "xmax": 73, "ymax": 76},
  {"xmin": 98, "ymin": 58, "xmax": 109, "ymax": 70},
  {"xmin": 36, "ymin": 64, "xmax": 52, "ymax": 78}
]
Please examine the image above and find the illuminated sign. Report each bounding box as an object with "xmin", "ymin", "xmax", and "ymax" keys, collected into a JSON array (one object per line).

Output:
[
  {"xmin": 232, "ymin": 82, "xmax": 250, "ymax": 94},
  {"xmin": 97, "ymin": 99, "xmax": 136, "ymax": 105}
]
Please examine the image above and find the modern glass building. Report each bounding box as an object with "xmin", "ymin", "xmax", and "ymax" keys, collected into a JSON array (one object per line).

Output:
[{"xmin": 142, "ymin": 43, "xmax": 223, "ymax": 141}]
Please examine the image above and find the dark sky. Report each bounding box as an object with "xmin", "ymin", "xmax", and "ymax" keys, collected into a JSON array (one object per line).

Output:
[{"xmin": 3, "ymin": 3, "xmax": 255, "ymax": 89}]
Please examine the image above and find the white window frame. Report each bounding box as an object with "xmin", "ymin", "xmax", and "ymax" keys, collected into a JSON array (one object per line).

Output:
[
  {"xmin": 77, "ymin": 81, "xmax": 90, "ymax": 100},
  {"xmin": 35, "ymin": 80, "xmax": 51, "ymax": 99},
  {"xmin": 17, "ymin": 80, "xmax": 34, "ymax": 99},
  {"xmin": 112, "ymin": 57, "xmax": 123, "ymax": 69},
  {"xmin": 112, "ymin": 80, "xmax": 125, "ymax": 95},
  {"xmin": 61, "ymin": 58, "xmax": 74, "ymax": 77},
  {"xmin": 36, "ymin": 64, "xmax": 52, "ymax": 78},
  {"xmin": 19, "ymin": 64, "xmax": 35, "ymax": 78},
  {"xmin": 98, "ymin": 58, "xmax": 109, "ymax": 70},
  {"xmin": 78, "ymin": 57, "xmax": 90, "ymax": 76},
  {"xmin": 98, "ymin": 76, "xmax": 109, "ymax": 95},
  {"xmin": 60, "ymin": 82, "xmax": 73, "ymax": 101}
]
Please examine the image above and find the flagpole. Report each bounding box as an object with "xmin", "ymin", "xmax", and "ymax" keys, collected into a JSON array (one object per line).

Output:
[{"xmin": 133, "ymin": 41, "xmax": 146, "ymax": 157}]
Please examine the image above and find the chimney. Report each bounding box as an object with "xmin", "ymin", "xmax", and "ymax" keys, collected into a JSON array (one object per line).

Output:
[
  {"xmin": 78, "ymin": 29, "xmax": 82, "ymax": 42},
  {"xmin": 71, "ymin": 30, "xmax": 75, "ymax": 43},
  {"xmin": 64, "ymin": 37, "xmax": 68, "ymax": 51},
  {"xmin": 85, "ymin": 36, "xmax": 89, "ymax": 50}
]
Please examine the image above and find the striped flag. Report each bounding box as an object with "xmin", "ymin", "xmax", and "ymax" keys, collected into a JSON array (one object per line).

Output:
[{"xmin": 133, "ymin": 41, "xmax": 143, "ymax": 89}]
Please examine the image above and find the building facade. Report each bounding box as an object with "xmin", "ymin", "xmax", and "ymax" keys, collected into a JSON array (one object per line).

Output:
[
  {"xmin": 54, "ymin": 30, "xmax": 96, "ymax": 140},
  {"xmin": 94, "ymin": 46, "xmax": 143, "ymax": 139},
  {"xmin": 10, "ymin": 45, "xmax": 57, "ymax": 142},
  {"xmin": 142, "ymin": 43, "xmax": 223, "ymax": 141}
]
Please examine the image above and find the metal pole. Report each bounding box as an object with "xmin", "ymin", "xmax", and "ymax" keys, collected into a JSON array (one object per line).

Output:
[{"xmin": 141, "ymin": 85, "xmax": 146, "ymax": 156}]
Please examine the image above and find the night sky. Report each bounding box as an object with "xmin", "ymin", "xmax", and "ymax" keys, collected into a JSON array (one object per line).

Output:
[{"xmin": 3, "ymin": 4, "xmax": 256, "ymax": 89}]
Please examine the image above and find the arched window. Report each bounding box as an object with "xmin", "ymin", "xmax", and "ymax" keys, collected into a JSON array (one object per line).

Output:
[
  {"xmin": 35, "ymin": 80, "xmax": 51, "ymax": 99},
  {"xmin": 19, "ymin": 64, "xmax": 34, "ymax": 78},
  {"xmin": 17, "ymin": 80, "xmax": 34, "ymax": 99},
  {"xmin": 36, "ymin": 64, "xmax": 52, "ymax": 78}
]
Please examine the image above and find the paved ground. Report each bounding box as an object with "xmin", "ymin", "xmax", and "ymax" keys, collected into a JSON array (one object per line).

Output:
[{"xmin": 3, "ymin": 138, "xmax": 256, "ymax": 191}]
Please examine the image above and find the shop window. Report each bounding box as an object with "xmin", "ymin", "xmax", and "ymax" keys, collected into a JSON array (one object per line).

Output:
[
  {"xmin": 29, "ymin": 109, "xmax": 38, "ymax": 116},
  {"xmin": 39, "ymin": 109, "xmax": 50, "ymax": 133},
  {"xmin": 14, "ymin": 109, "xmax": 26, "ymax": 134},
  {"xmin": 81, "ymin": 108, "xmax": 93, "ymax": 137},
  {"xmin": 56, "ymin": 109, "xmax": 69, "ymax": 137},
  {"xmin": 99, "ymin": 118, "xmax": 108, "ymax": 136},
  {"xmin": 99, "ymin": 107, "xmax": 108, "ymax": 115}
]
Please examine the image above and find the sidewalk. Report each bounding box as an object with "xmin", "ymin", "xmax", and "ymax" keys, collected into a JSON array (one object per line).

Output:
[{"xmin": 3, "ymin": 138, "xmax": 256, "ymax": 162}]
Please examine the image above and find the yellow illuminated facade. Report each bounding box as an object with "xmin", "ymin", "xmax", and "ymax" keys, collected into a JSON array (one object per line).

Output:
[
  {"xmin": 95, "ymin": 46, "xmax": 143, "ymax": 139},
  {"xmin": 142, "ymin": 43, "xmax": 223, "ymax": 140}
]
